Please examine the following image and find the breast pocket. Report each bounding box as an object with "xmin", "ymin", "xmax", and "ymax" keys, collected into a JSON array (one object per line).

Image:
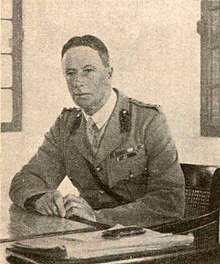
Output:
[{"xmin": 107, "ymin": 148, "xmax": 148, "ymax": 201}]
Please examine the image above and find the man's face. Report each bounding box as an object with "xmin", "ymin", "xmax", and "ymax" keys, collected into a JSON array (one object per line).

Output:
[{"xmin": 62, "ymin": 46, "xmax": 112, "ymax": 114}]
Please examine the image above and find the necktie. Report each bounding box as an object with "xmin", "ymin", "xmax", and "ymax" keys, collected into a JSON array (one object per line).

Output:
[{"xmin": 86, "ymin": 117, "xmax": 99, "ymax": 153}]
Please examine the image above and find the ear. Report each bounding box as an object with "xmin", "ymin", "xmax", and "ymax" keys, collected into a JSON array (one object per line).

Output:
[{"xmin": 108, "ymin": 67, "xmax": 113, "ymax": 79}]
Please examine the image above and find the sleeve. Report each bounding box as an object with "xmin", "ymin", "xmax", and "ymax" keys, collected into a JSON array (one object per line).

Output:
[
  {"xmin": 9, "ymin": 114, "xmax": 67, "ymax": 209},
  {"xmin": 95, "ymin": 111, "xmax": 185, "ymax": 227}
]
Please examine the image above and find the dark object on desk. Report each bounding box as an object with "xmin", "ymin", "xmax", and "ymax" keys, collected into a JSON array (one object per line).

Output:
[{"xmin": 102, "ymin": 226, "xmax": 146, "ymax": 239}]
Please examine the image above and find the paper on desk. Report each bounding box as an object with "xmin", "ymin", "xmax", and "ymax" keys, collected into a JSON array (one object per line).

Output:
[
  {"xmin": 61, "ymin": 227, "xmax": 194, "ymax": 259},
  {"xmin": 9, "ymin": 227, "xmax": 194, "ymax": 260}
]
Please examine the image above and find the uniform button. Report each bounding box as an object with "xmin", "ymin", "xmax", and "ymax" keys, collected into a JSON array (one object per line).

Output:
[
  {"xmin": 99, "ymin": 190, "xmax": 104, "ymax": 194},
  {"xmin": 129, "ymin": 170, "xmax": 134, "ymax": 178},
  {"xmin": 96, "ymin": 166, "xmax": 101, "ymax": 171},
  {"xmin": 76, "ymin": 111, "xmax": 81, "ymax": 118}
]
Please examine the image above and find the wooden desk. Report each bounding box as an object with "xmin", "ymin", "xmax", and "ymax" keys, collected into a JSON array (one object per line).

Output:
[
  {"xmin": 2, "ymin": 237, "xmax": 220, "ymax": 264},
  {"xmin": 0, "ymin": 204, "xmax": 94, "ymax": 243},
  {"xmin": 96, "ymin": 245, "xmax": 220, "ymax": 264},
  {"xmin": 0, "ymin": 203, "xmax": 93, "ymax": 263},
  {"xmin": 1, "ymin": 204, "xmax": 220, "ymax": 264}
]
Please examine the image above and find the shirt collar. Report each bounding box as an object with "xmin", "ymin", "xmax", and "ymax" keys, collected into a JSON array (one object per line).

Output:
[{"xmin": 83, "ymin": 89, "xmax": 117, "ymax": 129}]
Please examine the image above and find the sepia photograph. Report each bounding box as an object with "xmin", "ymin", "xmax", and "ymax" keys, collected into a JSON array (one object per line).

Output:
[{"xmin": 1, "ymin": 0, "xmax": 220, "ymax": 263}]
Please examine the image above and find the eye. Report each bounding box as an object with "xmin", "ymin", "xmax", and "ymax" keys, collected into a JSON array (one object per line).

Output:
[
  {"xmin": 66, "ymin": 71, "xmax": 76, "ymax": 77},
  {"xmin": 84, "ymin": 68, "xmax": 94, "ymax": 73}
]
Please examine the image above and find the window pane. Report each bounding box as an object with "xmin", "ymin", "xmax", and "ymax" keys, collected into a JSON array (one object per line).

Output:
[
  {"xmin": 1, "ymin": 89, "xmax": 13, "ymax": 123},
  {"xmin": 1, "ymin": 20, "xmax": 12, "ymax": 53},
  {"xmin": 1, "ymin": 0, "xmax": 12, "ymax": 19},
  {"xmin": 1, "ymin": 55, "xmax": 12, "ymax": 87}
]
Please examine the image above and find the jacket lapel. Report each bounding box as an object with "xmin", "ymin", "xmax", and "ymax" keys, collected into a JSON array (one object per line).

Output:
[
  {"xmin": 96, "ymin": 91, "xmax": 130, "ymax": 163},
  {"xmin": 70, "ymin": 115, "xmax": 95, "ymax": 164}
]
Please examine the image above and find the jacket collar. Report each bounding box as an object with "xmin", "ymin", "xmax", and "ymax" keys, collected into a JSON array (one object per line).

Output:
[
  {"xmin": 70, "ymin": 89, "xmax": 131, "ymax": 164},
  {"xmin": 82, "ymin": 89, "xmax": 117, "ymax": 129},
  {"xmin": 95, "ymin": 89, "xmax": 131, "ymax": 163}
]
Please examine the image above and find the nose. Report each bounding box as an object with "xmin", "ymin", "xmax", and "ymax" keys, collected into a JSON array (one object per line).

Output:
[{"xmin": 73, "ymin": 73, "xmax": 84, "ymax": 89}]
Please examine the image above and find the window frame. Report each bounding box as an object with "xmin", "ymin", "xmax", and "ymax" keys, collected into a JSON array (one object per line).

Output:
[
  {"xmin": 1, "ymin": 0, "xmax": 23, "ymax": 132},
  {"xmin": 198, "ymin": 0, "xmax": 220, "ymax": 137}
]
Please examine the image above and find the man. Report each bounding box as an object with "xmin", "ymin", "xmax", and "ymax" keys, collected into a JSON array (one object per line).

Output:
[{"xmin": 9, "ymin": 35, "xmax": 185, "ymax": 227}]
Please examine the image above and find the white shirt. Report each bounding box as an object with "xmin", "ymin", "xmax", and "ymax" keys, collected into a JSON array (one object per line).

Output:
[{"xmin": 83, "ymin": 89, "xmax": 117, "ymax": 129}]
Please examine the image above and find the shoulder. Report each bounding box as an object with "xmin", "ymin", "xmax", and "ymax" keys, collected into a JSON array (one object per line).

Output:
[
  {"xmin": 127, "ymin": 97, "xmax": 167, "ymax": 128},
  {"xmin": 61, "ymin": 107, "xmax": 80, "ymax": 115},
  {"xmin": 128, "ymin": 98, "xmax": 161, "ymax": 113},
  {"xmin": 60, "ymin": 107, "xmax": 81, "ymax": 119},
  {"xmin": 59, "ymin": 107, "xmax": 82, "ymax": 132},
  {"xmin": 116, "ymin": 88, "xmax": 160, "ymax": 113}
]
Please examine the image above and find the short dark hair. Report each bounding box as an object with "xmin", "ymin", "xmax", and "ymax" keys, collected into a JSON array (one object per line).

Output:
[{"xmin": 61, "ymin": 35, "xmax": 110, "ymax": 67}]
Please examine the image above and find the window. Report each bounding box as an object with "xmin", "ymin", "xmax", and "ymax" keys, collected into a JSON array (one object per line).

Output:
[
  {"xmin": 1, "ymin": 0, "xmax": 23, "ymax": 132},
  {"xmin": 197, "ymin": 0, "xmax": 220, "ymax": 137}
]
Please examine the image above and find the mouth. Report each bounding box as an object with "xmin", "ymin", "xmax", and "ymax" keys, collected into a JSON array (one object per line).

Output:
[
  {"xmin": 74, "ymin": 93, "xmax": 90, "ymax": 96},
  {"xmin": 73, "ymin": 93, "xmax": 91, "ymax": 101}
]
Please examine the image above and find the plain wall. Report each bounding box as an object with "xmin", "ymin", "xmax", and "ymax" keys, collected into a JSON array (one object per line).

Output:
[{"xmin": 1, "ymin": 0, "xmax": 220, "ymax": 200}]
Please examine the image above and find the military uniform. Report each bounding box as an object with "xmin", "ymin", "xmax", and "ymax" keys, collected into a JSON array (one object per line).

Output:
[{"xmin": 9, "ymin": 89, "xmax": 185, "ymax": 227}]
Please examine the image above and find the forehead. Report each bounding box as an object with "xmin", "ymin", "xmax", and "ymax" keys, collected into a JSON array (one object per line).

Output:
[{"xmin": 62, "ymin": 46, "xmax": 103, "ymax": 68}]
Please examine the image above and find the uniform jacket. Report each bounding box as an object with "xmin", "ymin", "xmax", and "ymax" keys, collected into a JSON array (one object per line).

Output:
[{"xmin": 9, "ymin": 89, "xmax": 185, "ymax": 227}]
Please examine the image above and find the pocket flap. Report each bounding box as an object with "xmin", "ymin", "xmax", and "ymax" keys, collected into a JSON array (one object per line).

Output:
[{"xmin": 107, "ymin": 147, "xmax": 147, "ymax": 187}]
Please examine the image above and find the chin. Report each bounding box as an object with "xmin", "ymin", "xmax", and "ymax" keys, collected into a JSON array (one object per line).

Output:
[
  {"xmin": 72, "ymin": 96, "xmax": 88, "ymax": 106},
  {"xmin": 75, "ymin": 100, "xmax": 94, "ymax": 111}
]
